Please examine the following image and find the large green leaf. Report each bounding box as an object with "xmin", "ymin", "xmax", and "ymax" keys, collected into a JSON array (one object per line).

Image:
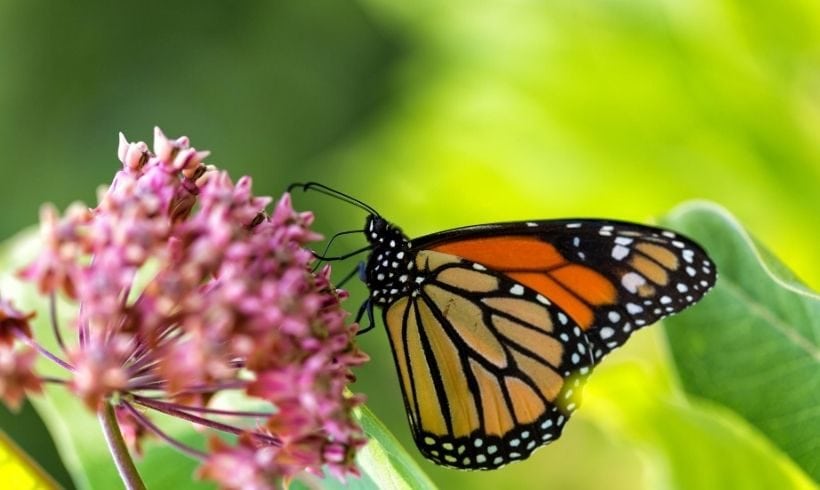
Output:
[
  {"xmin": 582, "ymin": 356, "xmax": 815, "ymax": 490},
  {"xmin": 661, "ymin": 202, "xmax": 819, "ymax": 482}
]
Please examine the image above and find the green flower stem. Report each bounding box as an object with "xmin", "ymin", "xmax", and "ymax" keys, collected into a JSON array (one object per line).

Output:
[{"xmin": 99, "ymin": 401, "xmax": 146, "ymax": 490}]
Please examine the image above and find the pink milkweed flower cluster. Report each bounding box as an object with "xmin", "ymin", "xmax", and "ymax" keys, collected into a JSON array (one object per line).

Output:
[{"xmin": 2, "ymin": 127, "xmax": 369, "ymax": 488}]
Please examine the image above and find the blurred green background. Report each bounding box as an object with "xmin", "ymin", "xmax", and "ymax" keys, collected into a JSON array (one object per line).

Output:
[{"xmin": 0, "ymin": 0, "xmax": 817, "ymax": 489}]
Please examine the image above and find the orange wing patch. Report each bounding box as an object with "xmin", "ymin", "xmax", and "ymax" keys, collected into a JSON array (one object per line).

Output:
[
  {"xmin": 505, "ymin": 272, "xmax": 595, "ymax": 327},
  {"xmin": 550, "ymin": 265, "xmax": 617, "ymax": 305},
  {"xmin": 504, "ymin": 377, "xmax": 545, "ymax": 424},
  {"xmin": 387, "ymin": 300, "xmax": 449, "ymax": 436},
  {"xmin": 425, "ymin": 284, "xmax": 508, "ymax": 368},
  {"xmin": 430, "ymin": 237, "xmax": 564, "ymax": 270},
  {"xmin": 418, "ymin": 299, "xmax": 480, "ymax": 437},
  {"xmin": 470, "ymin": 359, "xmax": 516, "ymax": 436}
]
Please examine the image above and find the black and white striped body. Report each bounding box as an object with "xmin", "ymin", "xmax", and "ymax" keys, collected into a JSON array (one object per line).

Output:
[{"xmin": 364, "ymin": 216, "xmax": 415, "ymax": 306}]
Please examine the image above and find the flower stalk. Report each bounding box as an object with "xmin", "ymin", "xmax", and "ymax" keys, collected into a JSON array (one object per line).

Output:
[{"xmin": 99, "ymin": 401, "xmax": 146, "ymax": 490}]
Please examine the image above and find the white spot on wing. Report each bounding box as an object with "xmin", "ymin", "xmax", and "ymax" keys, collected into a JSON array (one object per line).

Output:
[
  {"xmin": 621, "ymin": 272, "xmax": 646, "ymax": 293},
  {"xmin": 626, "ymin": 303, "xmax": 643, "ymax": 314},
  {"xmin": 612, "ymin": 245, "xmax": 630, "ymax": 260}
]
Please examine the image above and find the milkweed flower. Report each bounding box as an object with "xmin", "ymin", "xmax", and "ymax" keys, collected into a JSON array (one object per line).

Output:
[
  {"xmin": 0, "ymin": 298, "xmax": 41, "ymax": 410},
  {"xmin": 4, "ymin": 127, "xmax": 369, "ymax": 488}
]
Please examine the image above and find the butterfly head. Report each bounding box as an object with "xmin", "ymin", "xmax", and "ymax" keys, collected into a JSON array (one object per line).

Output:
[{"xmin": 363, "ymin": 215, "xmax": 414, "ymax": 305}]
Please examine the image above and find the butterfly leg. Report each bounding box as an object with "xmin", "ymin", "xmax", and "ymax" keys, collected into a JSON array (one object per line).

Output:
[
  {"xmin": 354, "ymin": 298, "xmax": 376, "ymax": 335},
  {"xmin": 335, "ymin": 261, "xmax": 365, "ymax": 289},
  {"xmin": 311, "ymin": 245, "xmax": 371, "ymax": 262},
  {"xmin": 311, "ymin": 229, "xmax": 362, "ymax": 272}
]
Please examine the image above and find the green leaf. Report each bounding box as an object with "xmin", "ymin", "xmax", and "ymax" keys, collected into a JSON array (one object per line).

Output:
[
  {"xmin": 583, "ymin": 356, "xmax": 816, "ymax": 490},
  {"xmin": 353, "ymin": 405, "xmax": 437, "ymax": 490},
  {"xmin": 661, "ymin": 202, "xmax": 820, "ymax": 482}
]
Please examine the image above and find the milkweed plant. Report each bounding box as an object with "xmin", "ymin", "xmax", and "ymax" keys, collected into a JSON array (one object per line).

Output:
[{"xmin": 0, "ymin": 128, "xmax": 370, "ymax": 489}]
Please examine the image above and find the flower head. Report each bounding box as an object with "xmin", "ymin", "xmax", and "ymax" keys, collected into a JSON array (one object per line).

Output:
[
  {"xmin": 9, "ymin": 128, "xmax": 369, "ymax": 487},
  {"xmin": 0, "ymin": 298, "xmax": 35, "ymax": 346},
  {"xmin": 200, "ymin": 434, "xmax": 284, "ymax": 490},
  {"xmin": 0, "ymin": 346, "xmax": 42, "ymax": 411}
]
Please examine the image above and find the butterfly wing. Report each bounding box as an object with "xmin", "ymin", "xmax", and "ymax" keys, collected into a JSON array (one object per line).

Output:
[
  {"xmin": 413, "ymin": 219, "xmax": 717, "ymax": 361},
  {"xmin": 383, "ymin": 250, "xmax": 594, "ymax": 470}
]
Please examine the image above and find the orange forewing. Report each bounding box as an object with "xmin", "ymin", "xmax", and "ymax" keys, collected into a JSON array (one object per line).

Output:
[
  {"xmin": 430, "ymin": 236, "xmax": 618, "ymax": 330},
  {"xmin": 430, "ymin": 237, "xmax": 563, "ymax": 270}
]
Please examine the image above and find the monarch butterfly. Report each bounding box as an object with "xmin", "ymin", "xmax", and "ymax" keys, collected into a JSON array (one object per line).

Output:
[{"xmin": 291, "ymin": 183, "xmax": 717, "ymax": 470}]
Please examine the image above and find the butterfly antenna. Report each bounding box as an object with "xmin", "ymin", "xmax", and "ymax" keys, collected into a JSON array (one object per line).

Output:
[{"xmin": 288, "ymin": 182, "xmax": 380, "ymax": 217}]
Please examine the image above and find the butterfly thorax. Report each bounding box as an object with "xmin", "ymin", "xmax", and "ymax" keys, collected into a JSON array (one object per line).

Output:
[{"xmin": 364, "ymin": 215, "xmax": 415, "ymax": 306}]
